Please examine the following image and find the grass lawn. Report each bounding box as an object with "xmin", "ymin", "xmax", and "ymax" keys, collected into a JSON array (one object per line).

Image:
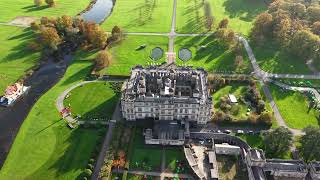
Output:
[
  {"xmin": 176, "ymin": 0, "xmax": 268, "ymax": 35},
  {"xmin": 0, "ymin": 50, "xmax": 103, "ymax": 180},
  {"xmin": 101, "ymin": 35, "xmax": 168, "ymax": 76},
  {"xmin": 101, "ymin": 0, "xmax": 172, "ymax": 32},
  {"xmin": 0, "ymin": 0, "xmax": 90, "ymax": 22},
  {"xmin": 212, "ymin": 82, "xmax": 249, "ymax": 120},
  {"xmin": 0, "ymin": 25, "xmax": 40, "ymax": 93},
  {"xmin": 174, "ymin": 36, "xmax": 252, "ymax": 73},
  {"xmin": 257, "ymin": 82, "xmax": 278, "ymax": 128},
  {"xmin": 253, "ymin": 41, "xmax": 314, "ymax": 74},
  {"xmin": 165, "ymin": 148, "xmax": 187, "ymax": 173},
  {"xmin": 63, "ymin": 82, "xmax": 119, "ymax": 120},
  {"xmin": 129, "ymin": 128, "xmax": 162, "ymax": 170},
  {"xmin": 237, "ymin": 134, "xmax": 264, "ymax": 148},
  {"xmin": 269, "ymin": 84, "xmax": 320, "ymax": 129}
]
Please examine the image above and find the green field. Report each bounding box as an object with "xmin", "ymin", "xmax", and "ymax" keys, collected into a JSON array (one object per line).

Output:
[
  {"xmin": 102, "ymin": 35, "xmax": 168, "ymax": 75},
  {"xmin": 253, "ymin": 41, "xmax": 314, "ymax": 74},
  {"xmin": 270, "ymin": 84, "xmax": 320, "ymax": 129},
  {"xmin": 0, "ymin": 26, "xmax": 40, "ymax": 93},
  {"xmin": 175, "ymin": 36, "xmax": 252, "ymax": 73},
  {"xmin": 102, "ymin": 0, "xmax": 172, "ymax": 32},
  {"xmin": 237, "ymin": 134, "xmax": 264, "ymax": 148},
  {"xmin": 0, "ymin": 0, "xmax": 90, "ymax": 22},
  {"xmin": 0, "ymin": 51, "xmax": 102, "ymax": 180},
  {"xmin": 129, "ymin": 129, "xmax": 162, "ymax": 170},
  {"xmin": 165, "ymin": 148, "xmax": 187, "ymax": 173},
  {"xmin": 176, "ymin": 0, "xmax": 268, "ymax": 35},
  {"xmin": 64, "ymin": 82, "xmax": 119, "ymax": 120},
  {"xmin": 213, "ymin": 83, "xmax": 250, "ymax": 120}
]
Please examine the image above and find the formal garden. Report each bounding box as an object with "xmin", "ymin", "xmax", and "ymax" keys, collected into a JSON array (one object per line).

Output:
[{"xmin": 210, "ymin": 77, "xmax": 274, "ymax": 127}]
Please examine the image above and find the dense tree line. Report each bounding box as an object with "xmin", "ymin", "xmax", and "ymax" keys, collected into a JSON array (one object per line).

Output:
[
  {"xmin": 30, "ymin": 16, "xmax": 123, "ymax": 72},
  {"xmin": 250, "ymin": 0, "xmax": 320, "ymax": 64}
]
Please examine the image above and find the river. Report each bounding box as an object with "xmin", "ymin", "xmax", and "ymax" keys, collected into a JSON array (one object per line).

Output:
[{"xmin": 81, "ymin": 0, "xmax": 114, "ymax": 24}]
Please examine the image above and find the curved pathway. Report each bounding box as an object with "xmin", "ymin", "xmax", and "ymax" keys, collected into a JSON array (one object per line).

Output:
[{"xmin": 55, "ymin": 80, "xmax": 97, "ymax": 127}]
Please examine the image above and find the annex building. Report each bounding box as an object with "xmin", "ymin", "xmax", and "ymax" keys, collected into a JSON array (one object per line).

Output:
[{"xmin": 121, "ymin": 64, "xmax": 213, "ymax": 124}]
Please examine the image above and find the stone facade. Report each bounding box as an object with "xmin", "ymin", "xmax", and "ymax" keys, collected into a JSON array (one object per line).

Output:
[{"xmin": 121, "ymin": 64, "xmax": 213, "ymax": 124}]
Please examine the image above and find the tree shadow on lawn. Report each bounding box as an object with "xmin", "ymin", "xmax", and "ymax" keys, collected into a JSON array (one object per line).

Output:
[
  {"xmin": 79, "ymin": 94, "xmax": 120, "ymax": 120},
  {"xmin": 2, "ymin": 30, "xmax": 37, "ymax": 63},
  {"xmin": 223, "ymin": 0, "xmax": 268, "ymax": 22},
  {"xmin": 123, "ymin": 0, "xmax": 158, "ymax": 29},
  {"xmin": 26, "ymin": 121, "xmax": 102, "ymax": 179},
  {"xmin": 60, "ymin": 61, "xmax": 93, "ymax": 86},
  {"xmin": 178, "ymin": 0, "xmax": 206, "ymax": 33},
  {"xmin": 23, "ymin": 5, "xmax": 49, "ymax": 12},
  {"xmin": 253, "ymin": 41, "xmax": 309, "ymax": 74}
]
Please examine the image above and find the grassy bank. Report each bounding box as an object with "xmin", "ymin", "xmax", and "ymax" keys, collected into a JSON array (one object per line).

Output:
[
  {"xmin": 0, "ymin": 51, "xmax": 103, "ymax": 179},
  {"xmin": 0, "ymin": 0, "xmax": 90, "ymax": 22},
  {"xmin": 175, "ymin": 36, "xmax": 252, "ymax": 73},
  {"xmin": 64, "ymin": 82, "xmax": 119, "ymax": 120},
  {"xmin": 102, "ymin": 0, "xmax": 173, "ymax": 32},
  {"xmin": 101, "ymin": 35, "xmax": 168, "ymax": 76},
  {"xmin": 176, "ymin": 0, "xmax": 268, "ymax": 35},
  {"xmin": 269, "ymin": 84, "xmax": 319, "ymax": 129},
  {"xmin": 0, "ymin": 26, "xmax": 40, "ymax": 93}
]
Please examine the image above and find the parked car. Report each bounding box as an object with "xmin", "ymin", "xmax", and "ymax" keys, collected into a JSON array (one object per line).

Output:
[
  {"xmin": 236, "ymin": 130, "xmax": 244, "ymax": 134},
  {"xmin": 224, "ymin": 130, "xmax": 232, "ymax": 134}
]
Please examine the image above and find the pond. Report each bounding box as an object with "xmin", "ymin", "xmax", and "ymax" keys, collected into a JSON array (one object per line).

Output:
[{"xmin": 81, "ymin": 0, "xmax": 114, "ymax": 24}]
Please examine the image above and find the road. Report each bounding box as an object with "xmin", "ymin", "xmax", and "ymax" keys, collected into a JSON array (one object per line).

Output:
[
  {"xmin": 91, "ymin": 100, "xmax": 121, "ymax": 180},
  {"xmin": 113, "ymin": 169, "xmax": 194, "ymax": 179}
]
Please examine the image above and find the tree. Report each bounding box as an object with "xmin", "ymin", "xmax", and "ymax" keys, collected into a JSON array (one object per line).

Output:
[
  {"xmin": 218, "ymin": 18, "xmax": 229, "ymax": 29},
  {"xmin": 39, "ymin": 27, "xmax": 62, "ymax": 51},
  {"xmin": 272, "ymin": 10, "xmax": 292, "ymax": 46},
  {"xmin": 312, "ymin": 21, "xmax": 320, "ymax": 35},
  {"xmin": 307, "ymin": 5, "xmax": 320, "ymax": 23},
  {"xmin": 235, "ymin": 55, "xmax": 244, "ymax": 69},
  {"xmin": 264, "ymin": 127, "xmax": 293, "ymax": 158},
  {"xmin": 111, "ymin": 26, "xmax": 122, "ymax": 42},
  {"xmin": 250, "ymin": 12, "xmax": 273, "ymax": 44},
  {"xmin": 204, "ymin": 1, "xmax": 214, "ymax": 31},
  {"xmin": 82, "ymin": 22, "xmax": 107, "ymax": 49},
  {"xmin": 257, "ymin": 112, "xmax": 272, "ymax": 125},
  {"xmin": 289, "ymin": 3, "xmax": 306, "ymax": 18},
  {"xmin": 56, "ymin": 15, "xmax": 73, "ymax": 32},
  {"xmin": 287, "ymin": 30, "xmax": 320, "ymax": 60},
  {"xmin": 30, "ymin": 22, "xmax": 40, "ymax": 31},
  {"xmin": 45, "ymin": 0, "xmax": 55, "ymax": 7},
  {"xmin": 34, "ymin": 0, "xmax": 43, "ymax": 6},
  {"xmin": 94, "ymin": 50, "xmax": 112, "ymax": 72},
  {"xmin": 299, "ymin": 126, "xmax": 320, "ymax": 162},
  {"xmin": 256, "ymin": 100, "xmax": 266, "ymax": 114}
]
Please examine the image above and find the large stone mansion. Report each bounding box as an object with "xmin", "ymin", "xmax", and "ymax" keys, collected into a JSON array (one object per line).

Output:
[{"xmin": 121, "ymin": 64, "xmax": 213, "ymax": 125}]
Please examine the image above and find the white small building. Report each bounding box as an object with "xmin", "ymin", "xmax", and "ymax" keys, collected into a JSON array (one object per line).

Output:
[{"xmin": 228, "ymin": 94, "xmax": 238, "ymax": 103}]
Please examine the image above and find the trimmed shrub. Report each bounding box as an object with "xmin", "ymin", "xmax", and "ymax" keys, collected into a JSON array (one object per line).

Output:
[{"xmin": 83, "ymin": 169, "xmax": 92, "ymax": 177}]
